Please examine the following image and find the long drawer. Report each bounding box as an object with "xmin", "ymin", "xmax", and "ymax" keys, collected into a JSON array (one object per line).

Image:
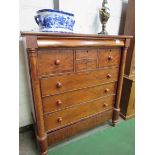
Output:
[
  {"xmin": 42, "ymin": 82, "xmax": 117, "ymax": 114},
  {"xmin": 41, "ymin": 67, "xmax": 119, "ymax": 96},
  {"xmin": 44, "ymin": 95, "xmax": 115, "ymax": 132},
  {"xmin": 47, "ymin": 110, "xmax": 113, "ymax": 145}
]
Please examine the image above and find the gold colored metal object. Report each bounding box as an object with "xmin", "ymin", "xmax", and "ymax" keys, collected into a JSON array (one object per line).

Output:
[{"xmin": 98, "ymin": 0, "xmax": 110, "ymax": 35}]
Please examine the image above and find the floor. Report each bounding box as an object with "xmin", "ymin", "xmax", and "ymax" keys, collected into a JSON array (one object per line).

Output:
[
  {"xmin": 19, "ymin": 129, "xmax": 39, "ymax": 155},
  {"xmin": 19, "ymin": 118, "xmax": 135, "ymax": 155}
]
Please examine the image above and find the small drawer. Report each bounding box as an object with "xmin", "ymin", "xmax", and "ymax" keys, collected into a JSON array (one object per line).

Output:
[
  {"xmin": 40, "ymin": 67, "xmax": 119, "ymax": 96},
  {"xmin": 42, "ymin": 82, "xmax": 117, "ymax": 114},
  {"xmin": 37, "ymin": 49, "xmax": 74, "ymax": 76},
  {"xmin": 76, "ymin": 49, "xmax": 97, "ymax": 59},
  {"xmin": 44, "ymin": 95, "xmax": 115, "ymax": 132},
  {"xmin": 98, "ymin": 48, "xmax": 121, "ymax": 68},
  {"xmin": 75, "ymin": 59, "xmax": 97, "ymax": 71}
]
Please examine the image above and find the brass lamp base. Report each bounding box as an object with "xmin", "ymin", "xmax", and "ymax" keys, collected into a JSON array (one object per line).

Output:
[
  {"xmin": 98, "ymin": 0, "xmax": 110, "ymax": 35},
  {"xmin": 98, "ymin": 31, "xmax": 108, "ymax": 35},
  {"xmin": 98, "ymin": 25, "xmax": 108, "ymax": 35}
]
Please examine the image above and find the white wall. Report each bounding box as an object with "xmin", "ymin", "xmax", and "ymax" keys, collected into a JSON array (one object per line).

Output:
[
  {"xmin": 19, "ymin": 0, "xmax": 54, "ymax": 127},
  {"xmin": 19, "ymin": 39, "xmax": 31, "ymax": 127},
  {"xmin": 19, "ymin": 0, "xmax": 54, "ymax": 31},
  {"xmin": 59, "ymin": 0, "xmax": 128, "ymax": 34},
  {"xmin": 19, "ymin": 0, "xmax": 128, "ymax": 127}
]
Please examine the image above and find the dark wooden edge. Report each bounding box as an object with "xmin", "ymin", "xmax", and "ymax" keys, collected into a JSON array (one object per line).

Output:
[
  {"xmin": 120, "ymin": 77, "xmax": 131, "ymax": 115},
  {"xmin": 124, "ymin": 0, "xmax": 135, "ymax": 76},
  {"xmin": 124, "ymin": 74, "xmax": 135, "ymax": 81},
  {"xmin": 124, "ymin": 38, "xmax": 135, "ymax": 75},
  {"xmin": 21, "ymin": 31, "xmax": 133, "ymax": 39},
  {"xmin": 120, "ymin": 76, "xmax": 135, "ymax": 119},
  {"xmin": 47, "ymin": 109, "xmax": 113, "ymax": 146},
  {"xmin": 120, "ymin": 112, "xmax": 135, "ymax": 120}
]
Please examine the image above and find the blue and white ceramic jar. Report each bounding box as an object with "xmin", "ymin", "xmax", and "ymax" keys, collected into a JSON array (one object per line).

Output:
[{"xmin": 35, "ymin": 9, "xmax": 75, "ymax": 33}]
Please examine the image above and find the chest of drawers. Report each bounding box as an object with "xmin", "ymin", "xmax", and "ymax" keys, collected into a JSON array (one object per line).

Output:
[{"xmin": 21, "ymin": 32, "xmax": 131, "ymax": 155}]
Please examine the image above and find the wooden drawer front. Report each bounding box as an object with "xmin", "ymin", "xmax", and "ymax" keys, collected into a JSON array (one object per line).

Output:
[
  {"xmin": 76, "ymin": 49, "xmax": 97, "ymax": 71},
  {"xmin": 38, "ymin": 49, "xmax": 73, "ymax": 76},
  {"xmin": 42, "ymin": 82, "xmax": 117, "ymax": 114},
  {"xmin": 47, "ymin": 110, "xmax": 113, "ymax": 145},
  {"xmin": 98, "ymin": 48, "xmax": 121, "ymax": 68},
  {"xmin": 76, "ymin": 59, "xmax": 97, "ymax": 71},
  {"xmin": 41, "ymin": 68, "xmax": 119, "ymax": 96},
  {"xmin": 76, "ymin": 49, "xmax": 97, "ymax": 59},
  {"xmin": 44, "ymin": 95, "xmax": 115, "ymax": 132}
]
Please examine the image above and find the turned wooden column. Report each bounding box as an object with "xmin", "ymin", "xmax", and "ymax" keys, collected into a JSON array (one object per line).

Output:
[
  {"xmin": 112, "ymin": 38, "xmax": 130, "ymax": 126},
  {"xmin": 26, "ymin": 36, "xmax": 48, "ymax": 155}
]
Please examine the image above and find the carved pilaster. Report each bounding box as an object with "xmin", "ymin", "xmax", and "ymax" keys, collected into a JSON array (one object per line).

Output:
[
  {"xmin": 37, "ymin": 135, "xmax": 48, "ymax": 155},
  {"xmin": 112, "ymin": 39, "xmax": 130, "ymax": 126},
  {"xmin": 27, "ymin": 48, "xmax": 48, "ymax": 155}
]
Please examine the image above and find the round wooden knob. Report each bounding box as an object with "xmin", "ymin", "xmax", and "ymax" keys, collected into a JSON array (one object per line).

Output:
[
  {"xmin": 107, "ymin": 74, "xmax": 112, "ymax": 79},
  {"xmin": 57, "ymin": 117, "xmax": 62, "ymax": 123},
  {"xmin": 56, "ymin": 100, "xmax": 62, "ymax": 106},
  {"xmin": 56, "ymin": 82, "xmax": 62, "ymax": 88},
  {"xmin": 103, "ymin": 103, "xmax": 108, "ymax": 107},
  {"xmin": 55, "ymin": 59, "xmax": 60, "ymax": 65},
  {"xmin": 108, "ymin": 56, "xmax": 113, "ymax": 61},
  {"xmin": 104, "ymin": 88, "xmax": 110, "ymax": 93}
]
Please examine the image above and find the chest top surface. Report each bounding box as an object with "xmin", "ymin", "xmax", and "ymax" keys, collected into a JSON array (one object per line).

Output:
[{"xmin": 21, "ymin": 31, "xmax": 132, "ymax": 49}]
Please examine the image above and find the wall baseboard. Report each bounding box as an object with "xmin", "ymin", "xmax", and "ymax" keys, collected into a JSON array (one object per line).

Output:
[{"xmin": 19, "ymin": 124, "xmax": 33, "ymax": 133}]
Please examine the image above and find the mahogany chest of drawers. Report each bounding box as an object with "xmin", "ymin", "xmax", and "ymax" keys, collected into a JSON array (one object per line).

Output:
[{"xmin": 21, "ymin": 32, "xmax": 131, "ymax": 155}]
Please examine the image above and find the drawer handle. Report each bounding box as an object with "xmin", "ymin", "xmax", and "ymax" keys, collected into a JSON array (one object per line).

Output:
[
  {"xmin": 104, "ymin": 88, "xmax": 110, "ymax": 93},
  {"xmin": 55, "ymin": 59, "xmax": 60, "ymax": 65},
  {"xmin": 56, "ymin": 82, "xmax": 62, "ymax": 88},
  {"xmin": 103, "ymin": 103, "xmax": 108, "ymax": 107},
  {"xmin": 57, "ymin": 117, "xmax": 62, "ymax": 123},
  {"xmin": 107, "ymin": 74, "xmax": 112, "ymax": 79},
  {"xmin": 108, "ymin": 56, "xmax": 113, "ymax": 61},
  {"xmin": 56, "ymin": 100, "xmax": 62, "ymax": 106}
]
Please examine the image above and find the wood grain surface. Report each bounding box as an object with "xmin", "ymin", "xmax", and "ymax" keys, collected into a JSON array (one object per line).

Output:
[
  {"xmin": 44, "ymin": 95, "xmax": 115, "ymax": 132},
  {"xmin": 40, "ymin": 68, "xmax": 119, "ymax": 96},
  {"xmin": 42, "ymin": 82, "xmax": 117, "ymax": 114}
]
